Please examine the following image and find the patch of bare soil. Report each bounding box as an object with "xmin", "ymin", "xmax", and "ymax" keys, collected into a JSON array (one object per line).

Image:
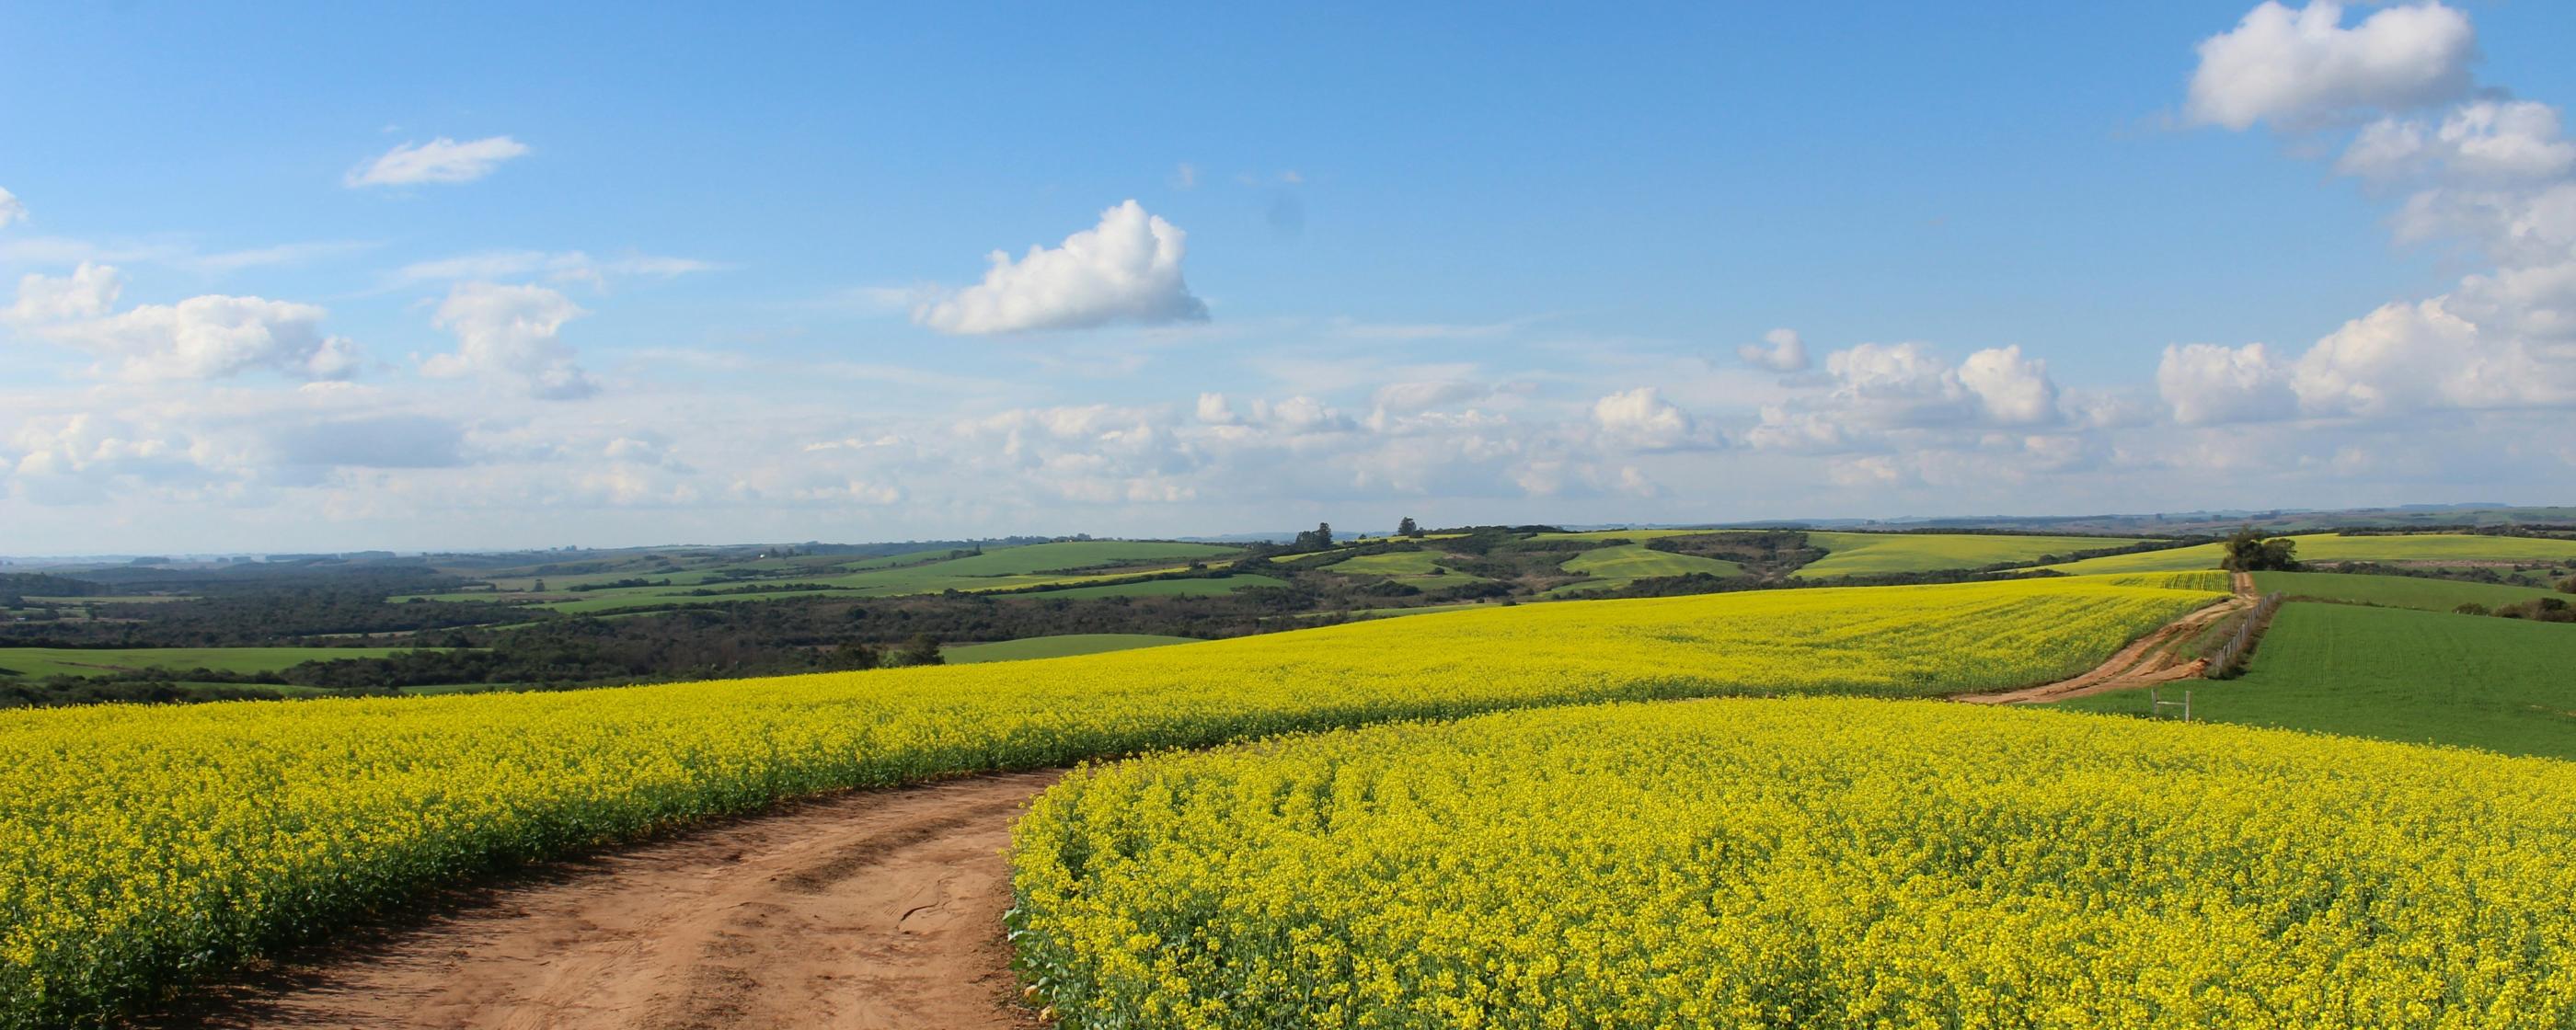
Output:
[
  {"xmin": 1952, "ymin": 572, "xmax": 2254, "ymax": 705},
  {"xmin": 143, "ymin": 772, "xmax": 1058, "ymax": 1030}
]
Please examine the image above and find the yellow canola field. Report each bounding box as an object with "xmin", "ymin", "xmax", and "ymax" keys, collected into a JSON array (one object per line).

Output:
[
  {"xmin": 1012, "ymin": 698, "xmax": 2576, "ymax": 1030},
  {"xmin": 0, "ymin": 575, "xmax": 2218, "ymax": 1028}
]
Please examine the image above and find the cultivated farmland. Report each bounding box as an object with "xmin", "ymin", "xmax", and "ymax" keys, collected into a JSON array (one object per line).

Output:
[
  {"xmin": 1553, "ymin": 544, "xmax": 1743, "ymax": 592},
  {"xmin": 940, "ymin": 634, "xmax": 1200, "ymax": 663},
  {"xmin": 1014, "ymin": 699, "xmax": 2576, "ymax": 1028},
  {"xmin": 393, "ymin": 540, "xmax": 1249, "ymax": 615},
  {"xmin": 0, "ymin": 575, "xmax": 2217, "ymax": 1027},
  {"xmin": 2056, "ymin": 601, "xmax": 2576, "ymax": 760},
  {"xmin": 1318, "ymin": 550, "xmax": 1486, "ymax": 582},
  {"xmin": 1795, "ymin": 531, "xmax": 2153, "ymax": 578},
  {"xmin": 2248, "ymin": 570, "xmax": 2567, "ymax": 612},
  {"xmin": 2045, "ymin": 532, "xmax": 2576, "ymax": 575},
  {"xmin": 1019, "ymin": 574, "xmax": 1287, "ymax": 599},
  {"xmin": 0, "ymin": 646, "xmax": 441, "ymax": 681}
]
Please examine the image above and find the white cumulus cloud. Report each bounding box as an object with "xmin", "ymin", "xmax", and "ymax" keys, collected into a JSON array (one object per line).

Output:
[
  {"xmin": 1737, "ymin": 327, "xmax": 1810, "ymax": 372},
  {"xmin": 914, "ymin": 200, "xmax": 1208, "ymax": 335},
  {"xmin": 0, "ymin": 187, "xmax": 23, "ymax": 229},
  {"xmin": 2179, "ymin": 0, "xmax": 2576, "ymax": 427},
  {"xmin": 2292, "ymin": 298, "xmax": 2572, "ymax": 416},
  {"xmin": 345, "ymin": 136, "xmax": 532, "ymax": 188},
  {"xmin": 6, "ymin": 262, "xmax": 121, "ymax": 323},
  {"xmin": 1956, "ymin": 346, "xmax": 2060, "ymax": 426},
  {"xmin": 7, "ymin": 263, "xmax": 359, "ymax": 382},
  {"xmin": 2185, "ymin": 1, "xmax": 2475, "ymax": 131},
  {"xmin": 2338, "ymin": 100, "xmax": 2576, "ymax": 185},
  {"xmin": 1592, "ymin": 387, "xmax": 1703, "ymax": 451},
  {"xmin": 1749, "ymin": 341, "xmax": 2067, "ymax": 452},
  {"xmin": 2157, "ymin": 342, "xmax": 2296, "ymax": 425},
  {"xmin": 424, "ymin": 282, "xmax": 599, "ymax": 399}
]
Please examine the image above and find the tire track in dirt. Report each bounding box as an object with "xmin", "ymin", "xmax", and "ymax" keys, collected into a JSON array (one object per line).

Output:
[
  {"xmin": 1953, "ymin": 571, "xmax": 2255, "ymax": 705},
  {"xmin": 144, "ymin": 772, "xmax": 1057, "ymax": 1030},
  {"xmin": 142, "ymin": 576, "xmax": 2257, "ymax": 1027}
]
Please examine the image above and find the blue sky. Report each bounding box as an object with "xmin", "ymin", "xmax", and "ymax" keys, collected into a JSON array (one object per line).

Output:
[{"xmin": 5, "ymin": 2, "xmax": 2575, "ymax": 553}]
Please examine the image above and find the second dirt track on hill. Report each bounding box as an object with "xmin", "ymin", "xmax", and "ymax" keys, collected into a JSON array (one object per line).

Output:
[
  {"xmin": 1951, "ymin": 571, "xmax": 2251, "ymax": 705},
  {"xmin": 149, "ymin": 772, "xmax": 1058, "ymax": 1030}
]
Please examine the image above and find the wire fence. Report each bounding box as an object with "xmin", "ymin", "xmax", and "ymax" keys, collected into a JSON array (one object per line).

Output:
[{"xmin": 2205, "ymin": 591, "xmax": 2284, "ymax": 680}]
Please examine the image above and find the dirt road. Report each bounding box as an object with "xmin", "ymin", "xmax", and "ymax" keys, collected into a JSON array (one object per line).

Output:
[
  {"xmin": 1952, "ymin": 571, "xmax": 2255, "ymax": 705},
  {"xmin": 151, "ymin": 772, "xmax": 1056, "ymax": 1030},
  {"xmin": 146, "ymin": 576, "xmax": 2257, "ymax": 1027}
]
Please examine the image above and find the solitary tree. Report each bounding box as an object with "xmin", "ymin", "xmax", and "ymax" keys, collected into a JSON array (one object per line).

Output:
[
  {"xmin": 1397, "ymin": 516, "xmax": 1422, "ymax": 537},
  {"xmin": 1293, "ymin": 522, "xmax": 1335, "ymax": 550},
  {"xmin": 897, "ymin": 633, "xmax": 944, "ymax": 667},
  {"xmin": 834, "ymin": 640, "xmax": 880, "ymax": 670},
  {"xmin": 2218, "ymin": 527, "xmax": 2300, "ymax": 572}
]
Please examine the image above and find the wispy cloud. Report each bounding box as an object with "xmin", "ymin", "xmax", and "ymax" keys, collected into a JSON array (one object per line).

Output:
[
  {"xmin": 384, "ymin": 249, "xmax": 719, "ymax": 292},
  {"xmin": 345, "ymin": 136, "xmax": 532, "ymax": 188}
]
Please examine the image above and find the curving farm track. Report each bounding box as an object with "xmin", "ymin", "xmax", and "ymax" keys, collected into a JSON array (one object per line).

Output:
[
  {"xmin": 140, "ymin": 577, "xmax": 2249, "ymax": 1028},
  {"xmin": 144, "ymin": 772, "xmax": 1056, "ymax": 1030},
  {"xmin": 1952, "ymin": 571, "xmax": 2253, "ymax": 705}
]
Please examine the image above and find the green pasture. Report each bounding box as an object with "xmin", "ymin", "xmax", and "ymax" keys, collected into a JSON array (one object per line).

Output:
[
  {"xmin": 2249, "ymin": 571, "xmax": 2565, "ymax": 613},
  {"xmin": 481, "ymin": 567, "xmax": 734, "ymax": 591},
  {"xmin": 2046, "ymin": 533, "xmax": 2576, "ymax": 576},
  {"xmin": 397, "ymin": 540, "xmax": 1248, "ymax": 613},
  {"xmin": 1532, "ymin": 528, "xmax": 1731, "ymax": 542},
  {"xmin": 880, "ymin": 541, "xmax": 1236, "ymax": 578},
  {"xmin": 941, "ymin": 634, "xmax": 1202, "ymax": 664},
  {"xmin": 1320, "ymin": 551, "xmax": 1489, "ymax": 586},
  {"xmin": 2054, "ymin": 602, "xmax": 2576, "ymax": 761},
  {"xmin": 1024, "ymin": 575, "xmax": 1289, "ymax": 599},
  {"xmin": 1798, "ymin": 532, "xmax": 2151, "ymax": 578},
  {"xmin": 1552, "ymin": 544, "xmax": 1743, "ymax": 593},
  {"xmin": 0, "ymin": 647, "xmax": 444, "ymax": 681}
]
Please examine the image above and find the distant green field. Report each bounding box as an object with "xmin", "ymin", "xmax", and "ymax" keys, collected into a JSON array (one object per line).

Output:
[
  {"xmin": 1277, "ymin": 601, "xmax": 1499, "ymax": 623},
  {"xmin": 1321, "ymin": 551, "xmax": 1489, "ymax": 585},
  {"xmin": 483, "ymin": 568, "xmax": 733, "ymax": 591},
  {"xmin": 2249, "ymin": 571, "xmax": 2564, "ymax": 612},
  {"xmin": 2040, "ymin": 546, "xmax": 2232, "ymax": 574},
  {"xmin": 22, "ymin": 595, "xmax": 190, "ymax": 605},
  {"xmin": 1553, "ymin": 544, "xmax": 1742, "ymax": 593},
  {"xmin": 534, "ymin": 589, "xmax": 869, "ymax": 614},
  {"xmin": 876, "ymin": 541, "xmax": 1236, "ymax": 578},
  {"xmin": 2047, "ymin": 533, "xmax": 2576, "ymax": 575},
  {"xmin": 390, "ymin": 591, "xmax": 532, "ymax": 604},
  {"xmin": 398, "ymin": 541, "xmax": 1248, "ymax": 613},
  {"xmin": 727, "ymin": 551, "xmax": 926, "ymax": 574},
  {"xmin": 2054, "ymin": 603, "xmax": 2576, "ymax": 761},
  {"xmin": 0, "ymin": 647, "xmax": 443, "ymax": 681},
  {"xmin": 604, "ymin": 541, "xmax": 1233, "ymax": 600},
  {"xmin": 941, "ymin": 634, "xmax": 1201, "ymax": 664},
  {"xmin": 1027, "ymin": 575, "xmax": 1289, "ymax": 599},
  {"xmin": 1533, "ymin": 528, "xmax": 1730, "ymax": 542},
  {"xmin": 1797, "ymin": 532, "xmax": 2148, "ymax": 578},
  {"xmin": 1324, "ymin": 551, "xmax": 1451, "ymax": 575}
]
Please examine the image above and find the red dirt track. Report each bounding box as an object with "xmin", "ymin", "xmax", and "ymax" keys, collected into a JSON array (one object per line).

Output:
[{"xmin": 146, "ymin": 772, "xmax": 1056, "ymax": 1030}]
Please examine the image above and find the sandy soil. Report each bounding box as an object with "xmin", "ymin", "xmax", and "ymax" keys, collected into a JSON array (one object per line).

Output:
[
  {"xmin": 144, "ymin": 772, "xmax": 1058, "ymax": 1030},
  {"xmin": 1952, "ymin": 571, "xmax": 2255, "ymax": 705}
]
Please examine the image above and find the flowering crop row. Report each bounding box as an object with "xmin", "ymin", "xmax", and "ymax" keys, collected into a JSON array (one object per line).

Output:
[
  {"xmin": 1011, "ymin": 698, "xmax": 2576, "ymax": 1029},
  {"xmin": 0, "ymin": 576, "xmax": 2217, "ymax": 1027}
]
